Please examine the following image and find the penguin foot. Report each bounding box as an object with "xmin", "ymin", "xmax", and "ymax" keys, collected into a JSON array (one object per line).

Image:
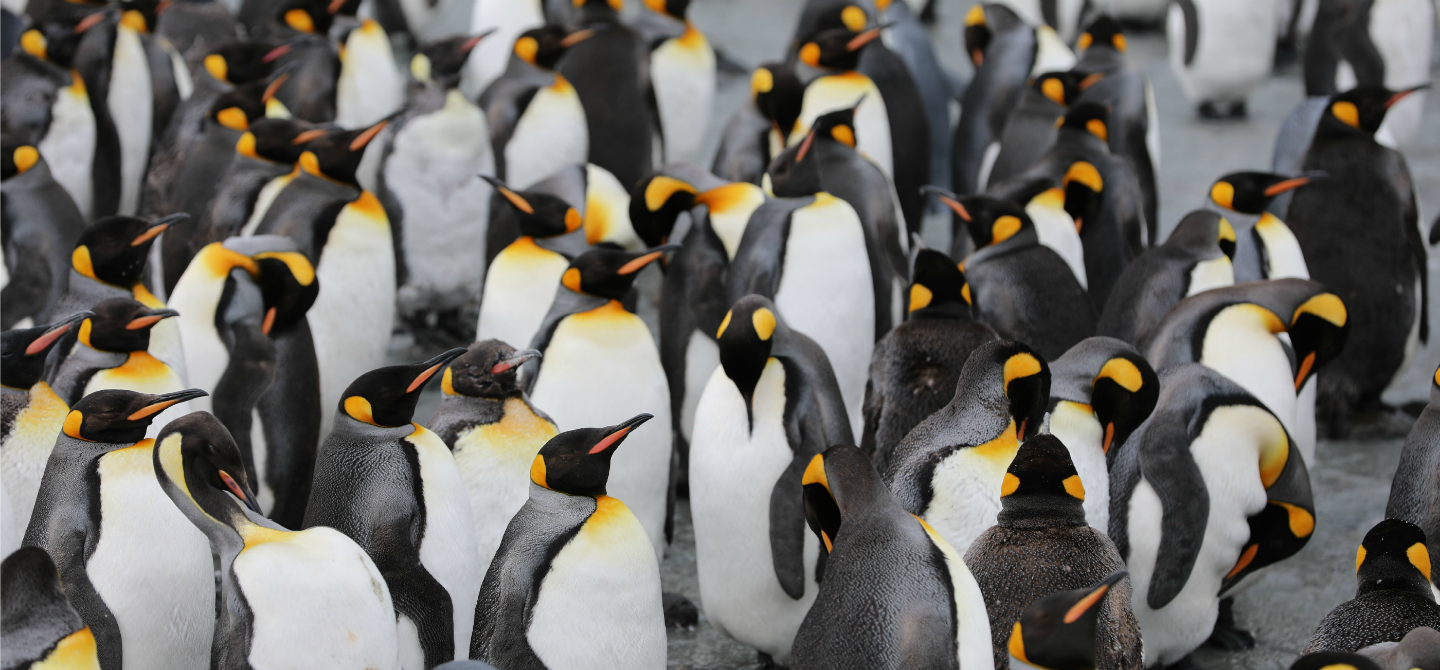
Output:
[
  {"xmin": 1203, "ymin": 598, "xmax": 1256, "ymax": 651},
  {"xmin": 663, "ymin": 592, "xmax": 699, "ymax": 630},
  {"xmin": 1197, "ymin": 102, "xmax": 1247, "ymax": 120}
]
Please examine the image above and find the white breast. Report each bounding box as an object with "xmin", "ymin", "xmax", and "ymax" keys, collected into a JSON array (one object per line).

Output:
[
  {"xmin": 922, "ymin": 436, "xmax": 1018, "ymax": 557},
  {"xmin": 582, "ymin": 164, "xmax": 640, "ymax": 249},
  {"xmin": 404, "ymin": 426, "xmax": 481, "ymax": 660},
  {"xmin": 452, "ymin": 397, "xmax": 557, "ymax": 569},
  {"xmin": 688, "ymin": 361, "xmax": 818, "ymax": 664},
  {"xmin": 1025, "ymin": 194, "xmax": 1088, "ymax": 288},
  {"xmin": 1187, "ymin": 256, "xmax": 1235, "ymax": 296},
  {"xmin": 1253, "ymin": 213, "xmax": 1309, "ymax": 280},
  {"xmin": 1166, "ymin": 0, "xmax": 1276, "ymax": 104},
  {"xmin": 168, "ymin": 249, "xmax": 243, "ymax": 412},
  {"xmin": 917, "ymin": 517, "xmax": 995, "ymax": 670},
  {"xmin": 505, "ymin": 79, "xmax": 588, "ymax": 191},
  {"xmin": 791, "ymin": 73, "xmax": 892, "ymax": 179},
  {"xmin": 38, "ymin": 80, "xmax": 96, "ymax": 220},
  {"xmin": 475, "ymin": 238, "xmax": 569, "ymax": 347},
  {"xmin": 650, "ymin": 26, "xmax": 716, "ymax": 165},
  {"xmin": 2, "ymin": 383, "xmax": 70, "ymax": 531},
  {"xmin": 774, "ymin": 194, "xmax": 873, "ymax": 438},
  {"xmin": 527, "ymin": 496, "xmax": 666, "ymax": 670},
  {"xmin": 88, "ymin": 443, "xmax": 214, "ymax": 670},
  {"xmin": 463, "ymin": 0, "xmax": 543, "ymax": 97},
  {"xmin": 1199, "ymin": 305, "xmax": 1297, "ymax": 441},
  {"xmin": 241, "ymin": 172, "xmax": 297, "ymax": 237},
  {"xmin": 1047, "ymin": 400, "xmax": 1110, "ymax": 531},
  {"xmin": 1368, "ymin": 0, "xmax": 1432, "ymax": 146},
  {"xmin": 336, "ymin": 21, "xmax": 403, "ymax": 129},
  {"xmin": 678, "ymin": 330, "xmax": 719, "ymax": 442},
  {"xmin": 108, "ymin": 24, "xmax": 152, "ymax": 216}
]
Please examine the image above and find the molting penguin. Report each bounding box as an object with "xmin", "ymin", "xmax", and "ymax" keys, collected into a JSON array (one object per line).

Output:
[
  {"xmin": 1109, "ymin": 363, "xmax": 1315, "ymax": 666},
  {"xmin": 1007, "ymin": 571, "xmax": 1131, "ymax": 670},
  {"xmin": 474, "ymin": 176, "xmax": 582, "ymax": 348},
  {"xmin": 1167, "ymin": 0, "xmax": 1276, "ymax": 117},
  {"xmin": 1, "ymin": 547, "xmax": 101, "ymax": 668},
  {"xmin": 470, "ymin": 414, "xmax": 666, "ymax": 670},
  {"xmin": 1, "ymin": 140, "xmax": 86, "ymax": 328},
  {"xmin": 526, "ymin": 243, "xmax": 677, "ymax": 560},
  {"xmin": 3, "ymin": 28, "xmax": 97, "ymax": 221},
  {"xmin": 1045, "ymin": 336, "xmax": 1159, "ymax": 532},
  {"xmin": 428, "ymin": 340, "xmax": 554, "ymax": 572},
  {"xmin": 302, "ymin": 348, "xmax": 478, "ymax": 669},
  {"xmin": 556, "ymin": 0, "xmax": 652, "ymax": 188},
  {"xmin": 790, "ymin": 444, "xmax": 993, "ymax": 670},
  {"xmin": 644, "ymin": 0, "xmax": 715, "ymax": 165},
  {"xmin": 1388, "ymin": 365, "xmax": 1440, "ymax": 586},
  {"xmin": 477, "ymin": 26, "xmax": 590, "ymax": 190},
  {"xmin": 1073, "ymin": 16, "xmax": 1160, "ymax": 229},
  {"xmin": 154, "ymin": 411, "xmax": 399, "ymax": 669},
  {"xmin": 1205, "ymin": 171, "xmax": 1319, "ymax": 283},
  {"xmin": 883, "ymin": 339, "xmax": 1049, "ymax": 556},
  {"xmin": 861, "ymin": 247, "xmax": 997, "ymax": 461},
  {"xmin": 1304, "ymin": 519, "xmax": 1440, "ymax": 653},
  {"xmin": 22, "ymin": 387, "xmax": 214, "ymax": 670},
  {"xmin": 964, "ymin": 435, "xmax": 1142, "ymax": 670},
  {"xmin": 1097, "ymin": 209, "xmax": 1235, "ymax": 346},
  {"xmin": 688, "ymin": 295, "xmax": 850, "ymax": 665}
]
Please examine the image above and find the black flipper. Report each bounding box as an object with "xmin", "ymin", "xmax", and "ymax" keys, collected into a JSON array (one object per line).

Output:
[
  {"xmin": 1137, "ymin": 400, "xmax": 1210, "ymax": 610},
  {"xmin": 1176, "ymin": 0, "xmax": 1200, "ymax": 67}
]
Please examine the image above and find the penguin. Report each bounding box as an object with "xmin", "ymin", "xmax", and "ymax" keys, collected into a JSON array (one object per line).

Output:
[
  {"xmin": 1356, "ymin": 626, "xmax": 1440, "ymax": 670},
  {"xmin": 0, "ymin": 547, "xmax": 101, "ymax": 669},
  {"xmin": 790, "ymin": 26, "xmax": 895, "ymax": 192},
  {"xmin": 1097, "ymin": 209, "xmax": 1235, "ymax": 346},
  {"xmin": 883, "ymin": 339, "xmax": 1050, "ymax": 556},
  {"xmin": 1388, "ymin": 365, "xmax": 1440, "ymax": 586},
  {"xmin": 461, "ymin": 0, "xmax": 541, "ymax": 97},
  {"xmin": 556, "ymin": 0, "xmax": 652, "ymax": 188},
  {"xmin": 257, "ymin": 0, "xmax": 343, "ymax": 123},
  {"xmin": 711, "ymin": 62, "xmax": 803, "ymax": 186},
  {"xmin": 1304, "ymin": 519, "xmax": 1440, "ymax": 653},
  {"xmin": 2, "ymin": 311, "xmax": 92, "ymax": 532},
  {"xmin": 979, "ymin": 0, "xmax": 1086, "ymax": 40},
  {"xmin": 1302, "ymin": 0, "xmax": 1432, "ymax": 147},
  {"xmin": 3, "ymin": 27, "xmax": 97, "ymax": 221},
  {"xmin": 303, "ymin": 348, "xmax": 479, "ymax": 668},
  {"xmin": 1007, "ymin": 572, "xmax": 1131, "ymax": 670},
  {"xmin": 153, "ymin": 411, "xmax": 400, "ymax": 669},
  {"xmin": 427, "ymin": 340, "xmax": 555, "ymax": 573},
  {"xmin": 1109, "ymin": 363, "xmax": 1315, "ymax": 665},
  {"xmin": 1073, "ymin": 16, "xmax": 1160, "ymax": 230},
  {"xmin": 526, "ymin": 243, "xmax": 677, "ymax": 560},
  {"xmin": 1045, "ymin": 336, "xmax": 1159, "ymax": 532},
  {"xmin": 1167, "ymin": 0, "xmax": 1277, "ymax": 117},
  {"xmin": 950, "ymin": 4, "xmax": 1046, "ymax": 199},
  {"xmin": 985, "ymin": 71, "xmax": 1090, "ymax": 189},
  {"xmin": 929, "ymin": 191, "xmax": 1097, "ymax": 362},
  {"xmin": 964, "ymin": 434, "xmax": 1143, "ymax": 670},
  {"xmin": 470, "ymin": 414, "xmax": 666, "ymax": 669},
  {"xmin": 688, "ymin": 294, "xmax": 850, "ymax": 665},
  {"xmin": 643, "ymin": 0, "xmax": 715, "ymax": 165},
  {"xmin": 22, "ymin": 387, "xmax": 215, "ymax": 670},
  {"xmin": 1, "ymin": 140, "xmax": 87, "ymax": 328},
  {"xmin": 874, "ymin": 0, "xmax": 955, "ymax": 202},
  {"xmin": 1283, "ymin": 86, "xmax": 1427, "ymax": 429},
  {"xmin": 220, "ymin": 119, "xmax": 316, "ymax": 240},
  {"xmin": 335, "ymin": 18, "xmax": 402, "ymax": 128},
  {"xmin": 861, "ymin": 247, "xmax": 998, "ymax": 461},
  {"xmin": 477, "ymin": 25, "xmax": 590, "ymax": 190},
  {"xmin": 475, "ymin": 176, "xmax": 582, "ymax": 349},
  {"xmin": 1205, "ymin": 171, "xmax": 1320, "ymax": 283},
  {"xmin": 790, "ymin": 444, "xmax": 993, "ymax": 670},
  {"xmin": 1269, "ymin": 95, "xmax": 1331, "ymax": 218}
]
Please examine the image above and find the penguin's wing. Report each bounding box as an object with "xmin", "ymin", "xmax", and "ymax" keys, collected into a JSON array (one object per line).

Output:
[
  {"xmin": 1134, "ymin": 403, "xmax": 1210, "ymax": 610},
  {"xmin": 1221, "ymin": 412, "xmax": 1312, "ymax": 595},
  {"xmin": 520, "ymin": 288, "xmax": 609, "ymax": 394},
  {"xmin": 211, "ymin": 315, "xmax": 278, "ymax": 483},
  {"xmin": 1174, "ymin": 0, "xmax": 1199, "ymax": 67},
  {"xmin": 0, "ymin": 236, "xmax": 53, "ymax": 329},
  {"xmin": 725, "ymin": 197, "xmax": 807, "ymax": 306},
  {"xmin": 256, "ymin": 321, "xmax": 322, "ymax": 529},
  {"xmin": 484, "ymin": 83, "xmax": 540, "ymax": 180},
  {"xmin": 711, "ymin": 103, "xmax": 770, "ymax": 186},
  {"xmin": 1398, "ymin": 165, "xmax": 1428, "ymax": 343}
]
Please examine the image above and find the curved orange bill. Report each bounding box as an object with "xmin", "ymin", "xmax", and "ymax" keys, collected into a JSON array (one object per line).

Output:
[
  {"xmin": 491, "ymin": 349, "xmax": 541, "ymax": 375},
  {"xmin": 796, "ymin": 129, "xmax": 817, "ymax": 162},
  {"xmin": 262, "ymin": 43, "xmax": 293, "ymax": 64},
  {"xmin": 350, "ymin": 119, "xmax": 390, "ymax": 151},
  {"xmin": 75, "ymin": 11, "xmax": 107, "ymax": 34},
  {"xmin": 1262, "ymin": 177, "xmax": 1312, "ymax": 197},
  {"xmin": 219, "ymin": 470, "xmax": 262, "ymax": 513},
  {"xmin": 127, "ymin": 388, "xmax": 207, "ymax": 420},
  {"xmin": 846, "ymin": 27, "xmax": 883, "ymax": 51},
  {"xmin": 619, "ymin": 246, "xmax": 680, "ymax": 274},
  {"xmin": 560, "ymin": 28, "xmax": 597, "ymax": 47},
  {"xmin": 1385, "ymin": 84, "xmax": 1429, "ymax": 109},
  {"xmin": 261, "ymin": 307, "xmax": 277, "ymax": 335},
  {"xmin": 291, "ymin": 128, "xmax": 330, "ymax": 145}
]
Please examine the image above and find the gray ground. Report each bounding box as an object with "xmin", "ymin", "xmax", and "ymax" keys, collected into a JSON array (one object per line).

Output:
[{"xmin": 394, "ymin": 0, "xmax": 1440, "ymax": 668}]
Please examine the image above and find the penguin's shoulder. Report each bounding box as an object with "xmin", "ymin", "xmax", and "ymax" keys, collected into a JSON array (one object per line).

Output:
[{"xmin": 1309, "ymin": 591, "xmax": 1440, "ymax": 653}]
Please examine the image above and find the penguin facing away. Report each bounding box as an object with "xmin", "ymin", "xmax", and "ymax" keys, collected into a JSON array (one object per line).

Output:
[
  {"xmin": 3, "ymin": 31, "xmax": 97, "ymax": 222},
  {"xmin": 1304, "ymin": 519, "xmax": 1440, "ymax": 653},
  {"xmin": 1166, "ymin": 0, "xmax": 1277, "ymax": 118},
  {"xmin": 1, "ymin": 547, "xmax": 101, "ymax": 669},
  {"xmin": 1073, "ymin": 16, "xmax": 1160, "ymax": 230},
  {"xmin": 1007, "ymin": 571, "xmax": 1131, "ymax": 670},
  {"xmin": 951, "ymin": 3, "xmax": 1035, "ymax": 199},
  {"xmin": 1387, "ymin": 365, "xmax": 1440, "ymax": 587},
  {"xmin": 1097, "ymin": 209, "xmax": 1235, "ymax": 347}
]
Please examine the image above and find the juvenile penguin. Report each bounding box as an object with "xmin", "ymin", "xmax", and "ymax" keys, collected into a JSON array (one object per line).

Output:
[
  {"xmin": 1007, "ymin": 572, "xmax": 1131, "ymax": 670},
  {"xmin": 527, "ymin": 244, "xmax": 677, "ymax": 559},
  {"xmin": 22, "ymin": 388, "xmax": 214, "ymax": 670},
  {"xmin": 1, "ymin": 141, "xmax": 87, "ymax": 328},
  {"xmin": 790, "ymin": 444, "xmax": 993, "ymax": 670},
  {"xmin": 1, "ymin": 547, "xmax": 101, "ymax": 669},
  {"xmin": 474, "ymin": 177, "xmax": 582, "ymax": 350},
  {"xmin": 477, "ymin": 26, "xmax": 590, "ymax": 190},
  {"xmin": 1304, "ymin": 519, "xmax": 1440, "ymax": 653},
  {"xmin": 861, "ymin": 247, "xmax": 997, "ymax": 460},
  {"xmin": 1097, "ymin": 209, "xmax": 1235, "ymax": 346},
  {"xmin": 428, "ymin": 340, "xmax": 555, "ymax": 572},
  {"xmin": 883, "ymin": 339, "xmax": 1050, "ymax": 555},
  {"xmin": 470, "ymin": 415, "xmax": 666, "ymax": 670},
  {"xmin": 1388, "ymin": 366, "xmax": 1440, "ymax": 585},
  {"xmin": 688, "ymin": 295, "xmax": 850, "ymax": 665},
  {"xmin": 1204, "ymin": 171, "xmax": 1318, "ymax": 283},
  {"xmin": 154, "ymin": 411, "xmax": 400, "ymax": 669},
  {"xmin": 303, "ymin": 348, "xmax": 479, "ymax": 668},
  {"xmin": 644, "ymin": 0, "xmax": 715, "ymax": 165},
  {"xmin": 1045, "ymin": 336, "xmax": 1159, "ymax": 531}
]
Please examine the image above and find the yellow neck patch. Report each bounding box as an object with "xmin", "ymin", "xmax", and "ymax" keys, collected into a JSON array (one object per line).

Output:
[
  {"xmin": 21, "ymin": 30, "xmax": 47, "ymax": 59},
  {"xmin": 751, "ymin": 67, "xmax": 774, "ymax": 98},
  {"xmin": 254, "ymin": 251, "xmax": 316, "ymax": 285},
  {"xmin": 1095, "ymin": 357, "xmax": 1143, "ymax": 392},
  {"xmin": 284, "ymin": 8, "xmax": 315, "ymax": 33},
  {"xmin": 1410, "ymin": 543, "xmax": 1432, "ymax": 581},
  {"xmin": 1210, "ymin": 181, "xmax": 1235, "ymax": 209},
  {"xmin": 644, "ymin": 176, "xmax": 697, "ymax": 211},
  {"xmin": 1062, "ymin": 474, "xmax": 1085, "ymax": 500},
  {"xmin": 1003, "ymin": 353, "xmax": 1042, "ymax": 387},
  {"xmin": 841, "ymin": 5, "xmax": 867, "ymax": 31},
  {"xmin": 752, "ymin": 308, "xmax": 776, "ymax": 340},
  {"xmin": 72, "ymin": 246, "xmax": 98, "ymax": 280},
  {"xmin": 62, "ymin": 410, "xmax": 87, "ymax": 440},
  {"xmin": 991, "ymin": 215, "xmax": 1021, "ymax": 244}
]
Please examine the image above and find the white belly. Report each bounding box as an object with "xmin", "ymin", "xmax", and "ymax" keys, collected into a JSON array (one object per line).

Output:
[
  {"xmin": 1187, "ymin": 256, "xmax": 1235, "ymax": 295},
  {"xmin": 1048, "ymin": 400, "xmax": 1110, "ymax": 532},
  {"xmin": 918, "ymin": 517, "xmax": 995, "ymax": 670},
  {"xmin": 109, "ymin": 24, "xmax": 153, "ymax": 216},
  {"xmin": 1, "ymin": 474, "xmax": 16, "ymax": 558},
  {"xmin": 1167, "ymin": 0, "xmax": 1276, "ymax": 104},
  {"xmin": 169, "ymin": 264, "xmax": 235, "ymax": 412},
  {"xmin": 88, "ymin": 443, "xmax": 214, "ymax": 670},
  {"xmin": 530, "ymin": 308, "xmax": 673, "ymax": 561},
  {"xmin": 791, "ymin": 74, "xmax": 892, "ymax": 179},
  {"xmin": 679, "ymin": 330, "xmax": 719, "ymax": 442},
  {"xmin": 463, "ymin": 0, "xmax": 543, "ymax": 97},
  {"xmin": 1200, "ymin": 310, "xmax": 1297, "ymax": 444},
  {"xmin": 251, "ymin": 408, "xmax": 274, "ymax": 512},
  {"xmin": 2, "ymin": 384, "xmax": 69, "ymax": 531},
  {"xmin": 505, "ymin": 82, "xmax": 588, "ymax": 190},
  {"xmin": 1026, "ymin": 197, "xmax": 1088, "ymax": 288},
  {"xmin": 241, "ymin": 173, "xmax": 295, "ymax": 237},
  {"xmin": 527, "ymin": 496, "xmax": 665, "ymax": 670},
  {"xmin": 774, "ymin": 196, "xmax": 872, "ymax": 439},
  {"xmin": 39, "ymin": 81, "xmax": 96, "ymax": 220},
  {"xmin": 475, "ymin": 240, "xmax": 569, "ymax": 348},
  {"xmin": 452, "ymin": 398, "xmax": 557, "ymax": 570},
  {"xmin": 689, "ymin": 362, "xmax": 818, "ymax": 663},
  {"xmin": 336, "ymin": 21, "xmax": 403, "ymax": 129},
  {"xmin": 921, "ymin": 438, "xmax": 1018, "ymax": 556},
  {"xmin": 402, "ymin": 427, "xmax": 481, "ymax": 662},
  {"xmin": 650, "ymin": 30, "xmax": 715, "ymax": 165},
  {"xmin": 236, "ymin": 527, "xmax": 399, "ymax": 669},
  {"xmin": 84, "ymin": 358, "xmax": 190, "ymax": 439}
]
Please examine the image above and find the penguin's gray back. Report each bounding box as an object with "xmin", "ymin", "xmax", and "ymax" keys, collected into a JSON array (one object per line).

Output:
[
  {"xmin": 966, "ymin": 245, "xmax": 1098, "ymax": 362},
  {"xmin": 952, "ymin": 8, "xmax": 1035, "ymax": 196},
  {"xmin": 254, "ymin": 173, "xmax": 359, "ymax": 260},
  {"xmin": 198, "ymin": 157, "xmax": 294, "ymax": 249},
  {"xmin": 711, "ymin": 101, "xmax": 770, "ymax": 186},
  {"xmin": 2, "ymin": 157, "xmax": 86, "ymax": 327},
  {"xmin": 1386, "ymin": 383, "xmax": 1440, "ymax": 584},
  {"xmin": 1304, "ymin": 593, "xmax": 1440, "ymax": 654}
]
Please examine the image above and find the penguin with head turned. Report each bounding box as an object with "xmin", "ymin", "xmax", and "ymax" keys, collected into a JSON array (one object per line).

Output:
[
  {"xmin": 986, "ymin": 70, "xmax": 1092, "ymax": 189},
  {"xmin": 1388, "ymin": 365, "xmax": 1440, "ymax": 588},
  {"xmin": 212, "ymin": 119, "xmax": 321, "ymax": 242},
  {"xmin": 475, "ymin": 176, "xmax": 583, "ymax": 350},
  {"xmin": 862, "ymin": 247, "xmax": 997, "ymax": 460},
  {"xmin": 1305, "ymin": 520, "xmax": 1440, "ymax": 653},
  {"xmin": 687, "ymin": 295, "xmax": 849, "ymax": 665},
  {"xmin": 1097, "ymin": 209, "xmax": 1235, "ymax": 346},
  {"xmin": 1073, "ymin": 16, "xmax": 1159, "ymax": 230},
  {"xmin": 1007, "ymin": 571, "xmax": 1130, "ymax": 670},
  {"xmin": 964, "ymin": 434, "xmax": 1143, "ymax": 670},
  {"xmin": 556, "ymin": 0, "xmax": 652, "ymax": 188},
  {"xmin": 154, "ymin": 411, "xmax": 399, "ymax": 668},
  {"xmin": 711, "ymin": 61, "xmax": 803, "ymax": 186},
  {"xmin": 790, "ymin": 444, "xmax": 993, "ymax": 670},
  {"xmin": 883, "ymin": 339, "xmax": 1050, "ymax": 556},
  {"xmin": 1, "ymin": 139, "xmax": 87, "ymax": 329},
  {"xmin": 1205, "ymin": 170, "xmax": 1320, "ymax": 283},
  {"xmin": 477, "ymin": 25, "xmax": 592, "ymax": 190},
  {"xmin": 255, "ymin": 0, "xmax": 344, "ymax": 122},
  {"xmin": 302, "ymin": 348, "xmax": 479, "ymax": 668},
  {"xmin": 471, "ymin": 414, "xmax": 667, "ymax": 670},
  {"xmin": 22, "ymin": 387, "xmax": 214, "ymax": 670},
  {"xmin": 950, "ymin": 3, "xmax": 1038, "ymax": 200},
  {"xmin": 3, "ymin": 21, "xmax": 98, "ymax": 222},
  {"xmin": 1, "ymin": 547, "xmax": 101, "ymax": 668}
]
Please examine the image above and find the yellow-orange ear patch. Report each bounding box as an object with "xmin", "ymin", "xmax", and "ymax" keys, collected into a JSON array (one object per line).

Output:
[
  {"xmin": 752, "ymin": 307, "xmax": 776, "ymax": 340},
  {"xmin": 562, "ymin": 267, "xmax": 582, "ymax": 293},
  {"xmin": 344, "ymin": 396, "xmax": 376, "ymax": 425}
]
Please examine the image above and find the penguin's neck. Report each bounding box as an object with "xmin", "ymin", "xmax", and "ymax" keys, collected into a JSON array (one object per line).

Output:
[
  {"xmin": 996, "ymin": 495, "xmax": 1086, "ymax": 528},
  {"xmin": 50, "ymin": 342, "xmax": 128, "ymax": 404},
  {"xmin": 329, "ymin": 412, "xmax": 417, "ymax": 443},
  {"xmin": 909, "ymin": 303, "xmax": 971, "ymax": 320}
]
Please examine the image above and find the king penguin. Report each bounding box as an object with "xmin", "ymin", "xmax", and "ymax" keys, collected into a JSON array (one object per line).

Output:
[
  {"xmin": 526, "ymin": 243, "xmax": 678, "ymax": 560},
  {"xmin": 688, "ymin": 294, "xmax": 850, "ymax": 665},
  {"xmin": 154, "ymin": 411, "xmax": 400, "ymax": 669},
  {"xmin": 428, "ymin": 340, "xmax": 555, "ymax": 572},
  {"xmin": 1387, "ymin": 365, "xmax": 1440, "ymax": 587},
  {"xmin": 334, "ymin": 19, "xmax": 401, "ymax": 128},
  {"xmin": 1097, "ymin": 209, "xmax": 1235, "ymax": 346},
  {"xmin": 477, "ymin": 26, "xmax": 591, "ymax": 190},
  {"xmin": 461, "ymin": 0, "xmax": 541, "ymax": 97},
  {"xmin": 1204, "ymin": 171, "xmax": 1319, "ymax": 283},
  {"xmin": 4, "ymin": 27, "xmax": 97, "ymax": 221},
  {"xmin": 556, "ymin": 0, "xmax": 652, "ymax": 188},
  {"xmin": 303, "ymin": 348, "xmax": 479, "ymax": 669},
  {"xmin": 1007, "ymin": 572, "xmax": 1130, "ymax": 670},
  {"xmin": 883, "ymin": 339, "xmax": 1050, "ymax": 556},
  {"xmin": 22, "ymin": 387, "xmax": 214, "ymax": 670},
  {"xmin": 1073, "ymin": 16, "xmax": 1160, "ymax": 229},
  {"xmin": 470, "ymin": 414, "xmax": 666, "ymax": 670},
  {"xmin": 205, "ymin": 119, "xmax": 315, "ymax": 245},
  {"xmin": 644, "ymin": 0, "xmax": 715, "ymax": 165},
  {"xmin": 1304, "ymin": 519, "xmax": 1440, "ymax": 653},
  {"xmin": 474, "ymin": 176, "xmax": 582, "ymax": 350},
  {"xmin": 1, "ymin": 140, "xmax": 87, "ymax": 329},
  {"xmin": 1167, "ymin": 0, "xmax": 1276, "ymax": 118},
  {"xmin": 790, "ymin": 26, "xmax": 894, "ymax": 189},
  {"xmin": 790, "ymin": 444, "xmax": 993, "ymax": 670},
  {"xmin": 985, "ymin": 70, "xmax": 1089, "ymax": 189},
  {"xmin": 950, "ymin": 3, "xmax": 1040, "ymax": 199},
  {"xmin": 1, "ymin": 547, "xmax": 101, "ymax": 669}
]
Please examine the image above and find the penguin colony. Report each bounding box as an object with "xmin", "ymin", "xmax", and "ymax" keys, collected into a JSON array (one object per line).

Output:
[{"xmin": 0, "ymin": 0, "xmax": 1436, "ymax": 667}]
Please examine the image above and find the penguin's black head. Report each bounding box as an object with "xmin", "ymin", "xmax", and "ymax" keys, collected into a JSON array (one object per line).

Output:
[
  {"xmin": 561, "ymin": 244, "xmax": 678, "ymax": 301},
  {"xmin": 28, "ymin": 10, "xmax": 105, "ymax": 67},
  {"xmin": 1287, "ymin": 292, "xmax": 1348, "ymax": 391},
  {"xmin": 752, "ymin": 62, "xmax": 805, "ymax": 143},
  {"xmin": 1209, "ymin": 171, "xmax": 1327, "ymax": 215},
  {"xmin": 797, "ymin": 26, "xmax": 879, "ymax": 71},
  {"xmin": 716, "ymin": 295, "xmax": 781, "ymax": 418},
  {"xmin": 513, "ymin": 26, "xmax": 595, "ymax": 70},
  {"xmin": 64, "ymin": 388, "xmax": 207, "ymax": 444},
  {"xmin": 298, "ymin": 116, "xmax": 390, "ymax": 185},
  {"xmin": 531, "ymin": 414, "xmax": 652, "ymax": 497},
  {"xmin": 1090, "ymin": 352, "xmax": 1158, "ymax": 462},
  {"xmin": 339, "ymin": 348, "xmax": 467, "ymax": 428},
  {"xmin": 1354, "ymin": 519, "xmax": 1432, "ymax": 596},
  {"xmin": 907, "ymin": 248, "xmax": 971, "ymax": 319},
  {"xmin": 1008, "ymin": 570, "xmax": 1128, "ymax": 670},
  {"xmin": 412, "ymin": 33, "xmax": 489, "ymax": 86},
  {"xmin": 1, "ymin": 311, "xmax": 92, "ymax": 390},
  {"xmin": 963, "ymin": 4, "xmax": 990, "ymax": 67},
  {"xmin": 973, "ymin": 339, "xmax": 1051, "ymax": 441},
  {"xmin": 807, "ymin": 104, "xmax": 861, "ymax": 154},
  {"xmin": 629, "ymin": 173, "xmax": 699, "ymax": 247},
  {"xmin": 155, "ymin": 411, "xmax": 264, "ymax": 520},
  {"xmin": 1165, "ymin": 210, "xmax": 1235, "ymax": 261},
  {"xmin": 482, "ymin": 176, "xmax": 582, "ymax": 240},
  {"xmin": 79, "ymin": 298, "xmax": 178, "ymax": 353},
  {"xmin": 802, "ymin": 445, "xmax": 890, "ymax": 555},
  {"xmin": 241, "ymin": 119, "xmax": 322, "ymax": 164},
  {"xmin": 641, "ymin": 0, "xmax": 690, "ymax": 20},
  {"xmin": 207, "ymin": 80, "xmax": 269, "ymax": 133},
  {"xmin": 1, "ymin": 141, "xmax": 40, "ymax": 181},
  {"xmin": 1060, "ymin": 159, "xmax": 1105, "ymax": 234},
  {"xmin": 252, "ymin": 252, "xmax": 319, "ymax": 335},
  {"xmin": 204, "ymin": 41, "xmax": 286, "ymax": 85},
  {"xmin": 273, "ymin": 0, "xmax": 340, "ymax": 35},
  {"xmin": 1321, "ymin": 85, "xmax": 1428, "ymax": 136},
  {"xmin": 1078, "ymin": 15, "xmax": 1127, "ymax": 53},
  {"xmin": 804, "ymin": 3, "xmax": 872, "ymax": 38},
  {"xmin": 1288, "ymin": 652, "xmax": 1384, "ymax": 670},
  {"xmin": 1033, "ymin": 71, "xmax": 1097, "ymax": 108},
  {"xmin": 997, "ymin": 434, "xmax": 1086, "ymax": 526},
  {"xmin": 442, "ymin": 340, "xmax": 540, "ymax": 399},
  {"xmin": 1059, "ymin": 102, "xmax": 1110, "ymax": 144},
  {"xmin": 75, "ymin": 213, "xmax": 189, "ymax": 287},
  {"xmin": 926, "ymin": 189, "xmax": 1037, "ymax": 251}
]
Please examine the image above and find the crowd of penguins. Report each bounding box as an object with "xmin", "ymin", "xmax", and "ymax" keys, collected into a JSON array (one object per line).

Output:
[{"xmin": 2, "ymin": 0, "xmax": 1440, "ymax": 666}]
